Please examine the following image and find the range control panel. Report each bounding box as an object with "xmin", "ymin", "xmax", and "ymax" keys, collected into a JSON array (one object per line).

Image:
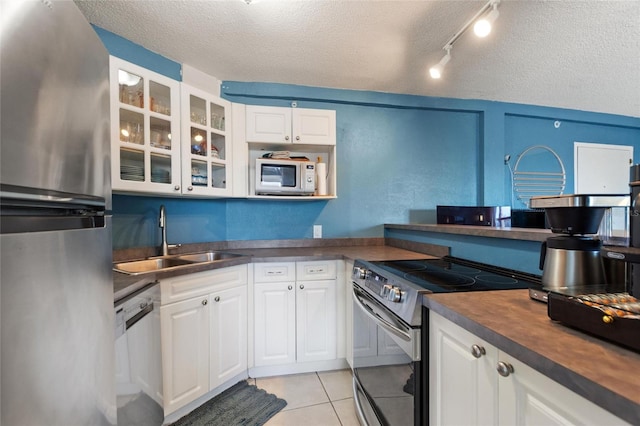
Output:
[{"xmin": 353, "ymin": 266, "xmax": 405, "ymax": 303}]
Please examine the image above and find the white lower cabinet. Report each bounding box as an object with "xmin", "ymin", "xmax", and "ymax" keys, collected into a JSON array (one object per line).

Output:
[
  {"xmin": 160, "ymin": 265, "xmax": 248, "ymax": 417},
  {"xmin": 296, "ymin": 279, "xmax": 337, "ymax": 363},
  {"xmin": 252, "ymin": 261, "xmax": 340, "ymax": 374},
  {"xmin": 210, "ymin": 285, "xmax": 247, "ymax": 389},
  {"xmin": 429, "ymin": 311, "xmax": 629, "ymax": 426},
  {"xmin": 161, "ymin": 295, "xmax": 210, "ymax": 415},
  {"xmin": 253, "ymin": 280, "xmax": 297, "ymax": 366}
]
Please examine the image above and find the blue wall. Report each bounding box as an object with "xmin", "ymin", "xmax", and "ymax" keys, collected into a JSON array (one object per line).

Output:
[{"xmin": 97, "ymin": 27, "xmax": 640, "ymax": 262}]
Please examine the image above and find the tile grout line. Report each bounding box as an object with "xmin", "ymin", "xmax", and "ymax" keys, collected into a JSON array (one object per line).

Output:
[{"xmin": 316, "ymin": 372, "xmax": 345, "ymax": 426}]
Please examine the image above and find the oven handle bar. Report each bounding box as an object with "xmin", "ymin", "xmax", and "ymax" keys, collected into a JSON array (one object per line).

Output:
[
  {"xmin": 352, "ymin": 376, "xmax": 372, "ymax": 426},
  {"xmin": 352, "ymin": 285, "xmax": 412, "ymax": 343}
]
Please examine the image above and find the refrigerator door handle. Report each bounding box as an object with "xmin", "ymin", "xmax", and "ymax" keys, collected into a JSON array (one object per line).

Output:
[
  {"xmin": 0, "ymin": 214, "xmax": 106, "ymax": 234},
  {"xmin": 0, "ymin": 184, "xmax": 105, "ymax": 208}
]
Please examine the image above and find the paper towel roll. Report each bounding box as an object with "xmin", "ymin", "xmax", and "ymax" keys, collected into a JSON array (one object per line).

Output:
[{"xmin": 316, "ymin": 162, "xmax": 327, "ymax": 196}]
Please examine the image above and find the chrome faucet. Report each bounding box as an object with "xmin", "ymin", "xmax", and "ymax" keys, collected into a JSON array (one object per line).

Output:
[{"xmin": 159, "ymin": 204, "xmax": 180, "ymax": 256}]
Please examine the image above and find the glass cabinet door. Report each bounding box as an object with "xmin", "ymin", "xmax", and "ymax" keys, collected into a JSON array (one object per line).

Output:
[
  {"xmin": 110, "ymin": 57, "xmax": 181, "ymax": 195},
  {"xmin": 181, "ymin": 84, "xmax": 232, "ymax": 197}
]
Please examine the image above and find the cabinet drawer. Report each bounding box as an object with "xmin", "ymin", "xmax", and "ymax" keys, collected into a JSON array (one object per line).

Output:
[
  {"xmin": 160, "ymin": 264, "xmax": 248, "ymax": 305},
  {"xmin": 253, "ymin": 262, "xmax": 296, "ymax": 283},
  {"xmin": 296, "ymin": 260, "xmax": 337, "ymax": 281}
]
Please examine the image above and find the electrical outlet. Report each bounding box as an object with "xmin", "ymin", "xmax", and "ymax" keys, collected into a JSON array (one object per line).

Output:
[{"xmin": 313, "ymin": 225, "xmax": 322, "ymax": 239}]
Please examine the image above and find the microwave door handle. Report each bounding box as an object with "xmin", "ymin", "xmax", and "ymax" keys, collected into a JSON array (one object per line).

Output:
[{"xmin": 352, "ymin": 287, "xmax": 412, "ymax": 343}]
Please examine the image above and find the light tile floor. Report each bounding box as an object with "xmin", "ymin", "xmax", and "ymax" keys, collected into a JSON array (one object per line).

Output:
[{"xmin": 249, "ymin": 369, "xmax": 359, "ymax": 426}]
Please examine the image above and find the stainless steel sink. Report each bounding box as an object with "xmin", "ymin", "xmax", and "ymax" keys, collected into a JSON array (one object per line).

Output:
[
  {"xmin": 114, "ymin": 258, "xmax": 195, "ymax": 274},
  {"xmin": 113, "ymin": 251, "xmax": 244, "ymax": 275},
  {"xmin": 174, "ymin": 251, "xmax": 243, "ymax": 262}
]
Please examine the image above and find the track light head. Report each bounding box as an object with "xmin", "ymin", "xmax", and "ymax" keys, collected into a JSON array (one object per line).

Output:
[
  {"xmin": 474, "ymin": 4, "xmax": 499, "ymax": 38},
  {"xmin": 429, "ymin": 49, "xmax": 451, "ymax": 79},
  {"xmin": 427, "ymin": 0, "xmax": 500, "ymax": 81}
]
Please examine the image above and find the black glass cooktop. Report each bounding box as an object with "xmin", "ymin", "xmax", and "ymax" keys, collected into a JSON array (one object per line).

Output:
[{"xmin": 370, "ymin": 256, "xmax": 542, "ymax": 293}]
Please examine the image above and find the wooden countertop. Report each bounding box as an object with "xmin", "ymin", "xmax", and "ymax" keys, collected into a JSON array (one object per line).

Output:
[{"xmin": 424, "ymin": 290, "xmax": 640, "ymax": 424}]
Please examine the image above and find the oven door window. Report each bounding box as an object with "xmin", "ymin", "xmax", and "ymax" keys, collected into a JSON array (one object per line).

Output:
[{"xmin": 352, "ymin": 289, "xmax": 418, "ymax": 426}]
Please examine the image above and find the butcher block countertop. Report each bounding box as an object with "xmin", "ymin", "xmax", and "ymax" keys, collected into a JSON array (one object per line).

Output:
[{"xmin": 424, "ymin": 290, "xmax": 640, "ymax": 424}]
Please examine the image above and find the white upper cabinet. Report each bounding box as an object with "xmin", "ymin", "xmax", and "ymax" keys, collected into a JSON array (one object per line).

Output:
[
  {"xmin": 246, "ymin": 105, "xmax": 336, "ymax": 146},
  {"xmin": 109, "ymin": 56, "xmax": 182, "ymax": 195},
  {"xmin": 180, "ymin": 84, "xmax": 233, "ymax": 197}
]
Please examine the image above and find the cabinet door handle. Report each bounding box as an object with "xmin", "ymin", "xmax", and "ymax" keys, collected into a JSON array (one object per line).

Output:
[
  {"xmin": 299, "ymin": 284, "xmax": 305, "ymax": 290},
  {"xmin": 497, "ymin": 361, "xmax": 514, "ymax": 377},
  {"xmin": 471, "ymin": 344, "xmax": 486, "ymax": 358},
  {"xmin": 295, "ymin": 136, "xmax": 300, "ymax": 141},
  {"xmin": 214, "ymin": 296, "xmax": 220, "ymax": 302},
  {"xmin": 285, "ymin": 136, "xmax": 290, "ymax": 141},
  {"xmin": 287, "ymin": 285, "xmax": 293, "ymax": 290},
  {"xmin": 174, "ymin": 185, "xmax": 180, "ymax": 191},
  {"xmin": 202, "ymin": 299, "xmax": 208, "ymax": 306},
  {"xmin": 188, "ymin": 186, "xmax": 193, "ymax": 191}
]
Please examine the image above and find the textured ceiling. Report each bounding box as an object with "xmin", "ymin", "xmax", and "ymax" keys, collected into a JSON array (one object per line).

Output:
[{"xmin": 74, "ymin": 0, "xmax": 640, "ymax": 118}]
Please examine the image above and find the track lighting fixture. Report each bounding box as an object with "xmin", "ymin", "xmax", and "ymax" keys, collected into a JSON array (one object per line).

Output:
[
  {"xmin": 429, "ymin": 48, "xmax": 451, "ymax": 79},
  {"xmin": 474, "ymin": 2, "xmax": 500, "ymax": 38},
  {"xmin": 428, "ymin": 0, "xmax": 500, "ymax": 79}
]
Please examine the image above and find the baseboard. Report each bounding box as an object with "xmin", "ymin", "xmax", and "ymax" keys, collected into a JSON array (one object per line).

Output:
[{"xmin": 248, "ymin": 358, "xmax": 348, "ymax": 378}]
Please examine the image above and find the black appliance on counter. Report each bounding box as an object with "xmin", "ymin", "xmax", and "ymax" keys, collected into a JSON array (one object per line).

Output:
[
  {"xmin": 436, "ymin": 205, "xmax": 511, "ymax": 227},
  {"xmin": 547, "ymin": 288, "xmax": 640, "ymax": 353},
  {"xmin": 529, "ymin": 194, "xmax": 629, "ymax": 302},
  {"xmin": 544, "ymin": 165, "xmax": 640, "ymax": 355},
  {"xmin": 629, "ymin": 164, "xmax": 640, "ymax": 297},
  {"xmin": 351, "ymin": 256, "xmax": 541, "ymax": 426},
  {"xmin": 511, "ymin": 209, "xmax": 547, "ymax": 229}
]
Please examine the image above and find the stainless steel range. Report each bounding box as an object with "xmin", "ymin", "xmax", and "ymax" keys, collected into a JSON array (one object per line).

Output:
[{"xmin": 351, "ymin": 256, "xmax": 541, "ymax": 426}]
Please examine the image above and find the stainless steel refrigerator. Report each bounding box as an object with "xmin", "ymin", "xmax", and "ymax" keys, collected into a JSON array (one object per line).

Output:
[{"xmin": 1, "ymin": 1, "xmax": 115, "ymax": 424}]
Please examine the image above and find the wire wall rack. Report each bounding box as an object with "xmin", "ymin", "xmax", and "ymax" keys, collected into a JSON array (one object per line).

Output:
[{"xmin": 512, "ymin": 145, "xmax": 566, "ymax": 208}]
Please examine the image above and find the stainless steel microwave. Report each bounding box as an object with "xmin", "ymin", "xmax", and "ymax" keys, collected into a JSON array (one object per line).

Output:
[{"xmin": 255, "ymin": 158, "xmax": 316, "ymax": 195}]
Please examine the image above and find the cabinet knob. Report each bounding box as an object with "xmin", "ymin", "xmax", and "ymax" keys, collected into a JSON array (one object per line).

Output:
[
  {"xmin": 202, "ymin": 299, "xmax": 208, "ymax": 306},
  {"xmin": 285, "ymin": 136, "xmax": 290, "ymax": 141},
  {"xmin": 188, "ymin": 186, "xmax": 193, "ymax": 191},
  {"xmin": 300, "ymin": 284, "xmax": 305, "ymax": 290},
  {"xmin": 471, "ymin": 344, "xmax": 486, "ymax": 358},
  {"xmin": 497, "ymin": 361, "xmax": 514, "ymax": 377},
  {"xmin": 295, "ymin": 136, "xmax": 300, "ymax": 141},
  {"xmin": 288, "ymin": 285, "xmax": 293, "ymax": 290},
  {"xmin": 174, "ymin": 185, "xmax": 180, "ymax": 191},
  {"xmin": 214, "ymin": 296, "xmax": 220, "ymax": 302}
]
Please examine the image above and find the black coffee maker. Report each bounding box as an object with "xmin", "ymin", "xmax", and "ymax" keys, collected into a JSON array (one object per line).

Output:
[
  {"xmin": 531, "ymin": 194, "xmax": 629, "ymax": 292},
  {"xmin": 628, "ymin": 165, "xmax": 640, "ymax": 296}
]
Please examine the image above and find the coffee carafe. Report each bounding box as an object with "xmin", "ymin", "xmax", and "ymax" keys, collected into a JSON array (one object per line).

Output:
[{"xmin": 531, "ymin": 194, "xmax": 629, "ymax": 291}]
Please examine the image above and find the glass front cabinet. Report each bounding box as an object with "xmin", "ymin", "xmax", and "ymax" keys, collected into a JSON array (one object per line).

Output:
[
  {"xmin": 109, "ymin": 57, "xmax": 182, "ymax": 195},
  {"xmin": 180, "ymin": 84, "xmax": 232, "ymax": 197}
]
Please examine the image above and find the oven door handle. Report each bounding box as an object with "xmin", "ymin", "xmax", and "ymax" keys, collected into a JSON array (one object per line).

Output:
[
  {"xmin": 352, "ymin": 375, "xmax": 370, "ymax": 426},
  {"xmin": 352, "ymin": 285, "xmax": 412, "ymax": 343}
]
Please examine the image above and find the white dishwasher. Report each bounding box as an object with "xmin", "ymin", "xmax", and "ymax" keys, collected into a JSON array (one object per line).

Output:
[{"xmin": 114, "ymin": 282, "xmax": 164, "ymax": 425}]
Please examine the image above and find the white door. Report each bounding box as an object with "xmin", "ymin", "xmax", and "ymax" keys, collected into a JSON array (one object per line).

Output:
[
  {"xmin": 574, "ymin": 142, "xmax": 633, "ymax": 194},
  {"xmin": 210, "ymin": 286, "xmax": 247, "ymax": 389},
  {"xmin": 296, "ymin": 280, "xmax": 337, "ymax": 363},
  {"xmin": 245, "ymin": 105, "xmax": 291, "ymax": 143},
  {"xmin": 498, "ymin": 353, "xmax": 628, "ymax": 425},
  {"xmin": 160, "ymin": 296, "xmax": 210, "ymax": 415},
  {"xmin": 254, "ymin": 282, "xmax": 296, "ymax": 366},
  {"xmin": 430, "ymin": 312, "xmax": 498, "ymax": 426},
  {"xmin": 292, "ymin": 108, "xmax": 336, "ymax": 145}
]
